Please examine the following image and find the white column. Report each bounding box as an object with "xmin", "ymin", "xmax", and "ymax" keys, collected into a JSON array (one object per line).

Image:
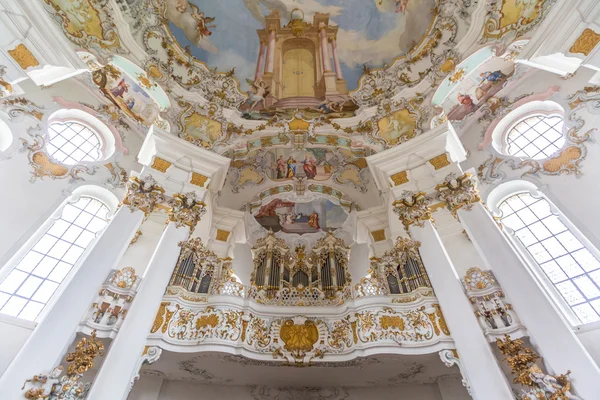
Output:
[
  {"xmin": 0, "ymin": 206, "xmax": 145, "ymax": 399},
  {"xmin": 265, "ymin": 30, "xmax": 276, "ymax": 74},
  {"xmin": 87, "ymin": 222, "xmax": 189, "ymax": 400},
  {"xmin": 409, "ymin": 221, "xmax": 514, "ymax": 400},
  {"xmin": 255, "ymin": 41, "xmax": 266, "ymax": 81},
  {"xmin": 320, "ymin": 27, "xmax": 332, "ymax": 72},
  {"xmin": 458, "ymin": 202, "xmax": 600, "ymax": 398},
  {"xmin": 331, "ymin": 37, "xmax": 343, "ymax": 80}
]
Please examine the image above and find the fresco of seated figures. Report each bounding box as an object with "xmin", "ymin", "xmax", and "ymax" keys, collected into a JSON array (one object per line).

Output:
[
  {"xmin": 228, "ymin": 147, "xmax": 373, "ymax": 193},
  {"xmin": 432, "ymin": 43, "xmax": 524, "ymax": 123},
  {"xmin": 254, "ymin": 198, "xmax": 348, "ymax": 235},
  {"xmin": 161, "ymin": 0, "xmax": 437, "ymax": 120}
]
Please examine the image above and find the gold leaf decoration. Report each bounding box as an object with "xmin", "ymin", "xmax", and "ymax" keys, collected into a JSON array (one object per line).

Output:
[
  {"xmin": 8, "ymin": 44, "xmax": 39, "ymax": 69},
  {"xmin": 570, "ymin": 28, "xmax": 600, "ymax": 56}
]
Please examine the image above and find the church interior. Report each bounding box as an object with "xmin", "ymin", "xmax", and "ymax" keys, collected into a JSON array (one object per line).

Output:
[{"xmin": 1, "ymin": 1, "xmax": 600, "ymax": 399}]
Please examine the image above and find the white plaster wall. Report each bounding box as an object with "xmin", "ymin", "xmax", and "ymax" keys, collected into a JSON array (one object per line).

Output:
[
  {"xmin": 0, "ymin": 316, "xmax": 35, "ymax": 375},
  {"xmin": 117, "ymin": 216, "xmax": 168, "ymax": 277},
  {"xmin": 232, "ymin": 243, "xmax": 254, "ymax": 286},
  {"xmin": 131, "ymin": 379, "xmax": 452, "ymax": 400},
  {"xmin": 436, "ymin": 377, "xmax": 470, "ymax": 400},
  {"xmin": 348, "ymin": 243, "xmax": 370, "ymax": 282},
  {"xmin": 456, "ymin": 66, "xmax": 600, "ymax": 367},
  {"xmin": 575, "ymin": 327, "xmax": 600, "ymax": 366},
  {"xmin": 128, "ymin": 376, "xmax": 163, "ymax": 400}
]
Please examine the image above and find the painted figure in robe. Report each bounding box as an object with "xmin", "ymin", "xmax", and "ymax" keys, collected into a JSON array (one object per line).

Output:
[
  {"xmin": 110, "ymin": 79, "xmax": 129, "ymax": 98},
  {"xmin": 275, "ymin": 155, "xmax": 286, "ymax": 179},
  {"xmin": 303, "ymin": 155, "xmax": 317, "ymax": 179},
  {"xmin": 308, "ymin": 212, "xmax": 320, "ymax": 229},
  {"xmin": 286, "ymin": 156, "xmax": 297, "ymax": 178}
]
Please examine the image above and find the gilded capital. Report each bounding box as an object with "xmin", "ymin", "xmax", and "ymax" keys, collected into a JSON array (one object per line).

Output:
[
  {"xmin": 123, "ymin": 176, "xmax": 166, "ymax": 215},
  {"xmin": 393, "ymin": 191, "xmax": 433, "ymax": 228},
  {"xmin": 168, "ymin": 191, "xmax": 207, "ymax": 233},
  {"xmin": 436, "ymin": 173, "xmax": 481, "ymax": 216}
]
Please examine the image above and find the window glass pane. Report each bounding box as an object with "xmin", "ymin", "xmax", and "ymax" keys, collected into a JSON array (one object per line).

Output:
[
  {"xmin": 506, "ymin": 115, "xmax": 566, "ymax": 159},
  {"xmin": 0, "ymin": 196, "xmax": 109, "ymax": 321},
  {"xmin": 500, "ymin": 192, "xmax": 600, "ymax": 325},
  {"xmin": 46, "ymin": 122, "xmax": 101, "ymax": 165}
]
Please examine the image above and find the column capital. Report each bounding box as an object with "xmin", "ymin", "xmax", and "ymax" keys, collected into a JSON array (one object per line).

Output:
[
  {"xmin": 392, "ymin": 191, "xmax": 433, "ymax": 228},
  {"xmin": 436, "ymin": 172, "xmax": 481, "ymax": 216},
  {"xmin": 168, "ymin": 191, "xmax": 207, "ymax": 233},
  {"xmin": 122, "ymin": 175, "xmax": 166, "ymax": 215}
]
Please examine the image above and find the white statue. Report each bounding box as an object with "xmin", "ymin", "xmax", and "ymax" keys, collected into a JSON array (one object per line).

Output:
[{"xmin": 527, "ymin": 365, "xmax": 581, "ymax": 400}]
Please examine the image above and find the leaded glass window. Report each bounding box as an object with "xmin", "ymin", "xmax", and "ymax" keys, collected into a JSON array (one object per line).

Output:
[
  {"xmin": 0, "ymin": 197, "xmax": 109, "ymax": 321},
  {"xmin": 506, "ymin": 115, "xmax": 565, "ymax": 160},
  {"xmin": 499, "ymin": 193, "xmax": 600, "ymax": 324},
  {"xmin": 46, "ymin": 121, "xmax": 101, "ymax": 165}
]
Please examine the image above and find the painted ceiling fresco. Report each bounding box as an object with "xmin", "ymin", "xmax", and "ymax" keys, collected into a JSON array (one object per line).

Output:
[
  {"xmin": 39, "ymin": 0, "xmax": 559, "ymax": 244},
  {"xmin": 165, "ymin": 0, "xmax": 437, "ymax": 91}
]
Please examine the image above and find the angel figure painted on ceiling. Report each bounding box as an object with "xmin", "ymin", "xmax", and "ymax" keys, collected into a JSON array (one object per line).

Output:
[
  {"xmin": 165, "ymin": 0, "xmax": 217, "ymax": 52},
  {"xmin": 395, "ymin": 0, "xmax": 409, "ymax": 14},
  {"xmin": 191, "ymin": 5, "xmax": 216, "ymax": 38},
  {"xmin": 244, "ymin": 78, "xmax": 270, "ymax": 112}
]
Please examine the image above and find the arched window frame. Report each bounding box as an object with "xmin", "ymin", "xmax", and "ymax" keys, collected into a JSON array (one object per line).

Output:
[
  {"xmin": 44, "ymin": 109, "xmax": 117, "ymax": 166},
  {"xmin": 488, "ymin": 180, "xmax": 600, "ymax": 327},
  {"xmin": 0, "ymin": 186, "xmax": 118, "ymax": 324},
  {"xmin": 491, "ymin": 100, "xmax": 568, "ymax": 159}
]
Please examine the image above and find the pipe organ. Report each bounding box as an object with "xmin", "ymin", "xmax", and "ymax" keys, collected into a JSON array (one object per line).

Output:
[
  {"xmin": 377, "ymin": 237, "xmax": 432, "ymax": 295},
  {"xmin": 251, "ymin": 232, "xmax": 350, "ymax": 299},
  {"xmin": 169, "ymin": 237, "xmax": 220, "ymax": 294}
]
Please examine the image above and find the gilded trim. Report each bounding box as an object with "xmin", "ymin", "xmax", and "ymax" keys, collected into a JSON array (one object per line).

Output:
[
  {"xmin": 8, "ymin": 44, "xmax": 39, "ymax": 69},
  {"xmin": 151, "ymin": 157, "xmax": 171, "ymax": 173},
  {"xmin": 390, "ymin": 171, "xmax": 408, "ymax": 186}
]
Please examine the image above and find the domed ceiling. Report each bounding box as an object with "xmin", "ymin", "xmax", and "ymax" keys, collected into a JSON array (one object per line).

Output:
[{"xmin": 41, "ymin": 0, "xmax": 556, "ymax": 245}]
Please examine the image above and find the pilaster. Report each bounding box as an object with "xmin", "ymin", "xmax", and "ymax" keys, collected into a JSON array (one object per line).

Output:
[{"xmin": 436, "ymin": 171, "xmax": 600, "ymax": 399}]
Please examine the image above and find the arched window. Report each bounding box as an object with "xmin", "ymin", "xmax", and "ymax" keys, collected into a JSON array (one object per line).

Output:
[
  {"xmin": 505, "ymin": 115, "xmax": 565, "ymax": 159},
  {"xmin": 44, "ymin": 108, "xmax": 119, "ymax": 165},
  {"xmin": 0, "ymin": 189, "xmax": 115, "ymax": 321},
  {"xmin": 490, "ymin": 100, "xmax": 567, "ymax": 159},
  {"xmin": 493, "ymin": 185, "xmax": 600, "ymax": 325},
  {"xmin": 46, "ymin": 121, "xmax": 102, "ymax": 165}
]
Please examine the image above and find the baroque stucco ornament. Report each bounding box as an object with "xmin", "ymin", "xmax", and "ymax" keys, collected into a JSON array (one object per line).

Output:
[
  {"xmin": 168, "ymin": 192, "xmax": 207, "ymax": 233},
  {"xmin": 393, "ymin": 191, "xmax": 433, "ymax": 228},
  {"xmin": 122, "ymin": 175, "xmax": 166, "ymax": 215},
  {"xmin": 435, "ymin": 173, "xmax": 481, "ymax": 216}
]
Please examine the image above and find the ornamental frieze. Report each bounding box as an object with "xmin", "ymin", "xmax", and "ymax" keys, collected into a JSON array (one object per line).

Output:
[{"xmin": 149, "ymin": 298, "xmax": 454, "ymax": 365}]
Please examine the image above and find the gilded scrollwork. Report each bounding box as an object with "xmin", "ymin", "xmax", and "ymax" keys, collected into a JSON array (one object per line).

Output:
[
  {"xmin": 150, "ymin": 298, "xmax": 452, "ymax": 365},
  {"xmin": 22, "ymin": 331, "xmax": 105, "ymax": 400},
  {"xmin": 350, "ymin": 1, "xmax": 472, "ymax": 108},
  {"xmin": 122, "ymin": 175, "xmax": 166, "ymax": 215},
  {"xmin": 481, "ymin": 0, "xmax": 556, "ymax": 44},
  {"xmin": 20, "ymin": 125, "xmax": 97, "ymax": 183},
  {"xmin": 42, "ymin": 0, "xmax": 122, "ymax": 52},
  {"xmin": 480, "ymin": 109, "xmax": 595, "ymax": 184},
  {"xmin": 496, "ymin": 335, "xmax": 581, "ymax": 399},
  {"xmin": 435, "ymin": 172, "xmax": 481, "ymax": 216},
  {"xmin": 392, "ymin": 191, "xmax": 433, "ymax": 228},
  {"xmin": 168, "ymin": 191, "xmax": 207, "ymax": 232}
]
